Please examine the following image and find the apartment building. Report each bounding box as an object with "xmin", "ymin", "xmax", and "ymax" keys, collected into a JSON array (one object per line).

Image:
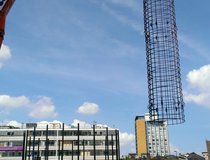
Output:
[
  {"xmin": 0, "ymin": 122, "xmax": 120, "ymax": 160},
  {"xmin": 135, "ymin": 113, "xmax": 170, "ymax": 157}
]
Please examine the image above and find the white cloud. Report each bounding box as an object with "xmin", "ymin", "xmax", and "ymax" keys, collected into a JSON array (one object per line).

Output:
[
  {"xmin": 71, "ymin": 119, "xmax": 92, "ymax": 128},
  {"xmin": 120, "ymin": 132, "xmax": 135, "ymax": 146},
  {"xmin": 0, "ymin": 94, "xmax": 59, "ymax": 119},
  {"xmin": 71, "ymin": 119, "xmax": 110, "ymax": 129},
  {"xmin": 38, "ymin": 120, "xmax": 63, "ymax": 125},
  {"xmin": 6, "ymin": 120, "xmax": 23, "ymax": 128},
  {"xmin": 120, "ymin": 132, "xmax": 136, "ymax": 155},
  {"xmin": 77, "ymin": 102, "xmax": 99, "ymax": 115},
  {"xmin": 185, "ymin": 64, "xmax": 210, "ymax": 108},
  {"xmin": 29, "ymin": 96, "xmax": 58, "ymax": 119},
  {"xmin": 0, "ymin": 44, "xmax": 12, "ymax": 68},
  {"xmin": 187, "ymin": 64, "xmax": 210, "ymax": 90},
  {"xmin": 0, "ymin": 95, "xmax": 30, "ymax": 108},
  {"xmin": 184, "ymin": 92, "xmax": 210, "ymax": 108}
]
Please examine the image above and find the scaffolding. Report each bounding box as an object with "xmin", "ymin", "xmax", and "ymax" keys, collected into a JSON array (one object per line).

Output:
[{"xmin": 143, "ymin": 0, "xmax": 185, "ymax": 124}]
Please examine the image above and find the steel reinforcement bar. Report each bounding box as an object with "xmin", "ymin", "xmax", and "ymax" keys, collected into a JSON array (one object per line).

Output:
[{"xmin": 143, "ymin": 0, "xmax": 185, "ymax": 124}]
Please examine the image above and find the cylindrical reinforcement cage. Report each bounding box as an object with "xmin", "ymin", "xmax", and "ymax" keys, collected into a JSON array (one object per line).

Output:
[{"xmin": 143, "ymin": 0, "xmax": 185, "ymax": 125}]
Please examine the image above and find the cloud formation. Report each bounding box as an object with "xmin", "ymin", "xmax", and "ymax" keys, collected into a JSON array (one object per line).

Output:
[
  {"xmin": 119, "ymin": 132, "xmax": 136, "ymax": 155},
  {"xmin": 185, "ymin": 64, "xmax": 210, "ymax": 108},
  {"xmin": 0, "ymin": 95, "xmax": 30, "ymax": 108},
  {"xmin": 77, "ymin": 102, "xmax": 99, "ymax": 115},
  {"xmin": 71, "ymin": 119, "xmax": 92, "ymax": 128},
  {"xmin": 29, "ymin": 97, "xmax": 58, "ymax": 118},
  {"xmin": 184, "ymin": 92, "xmax": 210, "ymax": 108},
  {"xmin": 0, "ymin": 94, "xmax": 58, "ymax": 119},
  {"xmin": 119, "ymin": 132, "xmax": 135, "ymax": 146},
  {"xmin": 6, "ymin": 120, "xmax": 23, "ymax": 128},
  {"xmin": 187, "ymin": 64, "xmax": 210, "ymax": 90},
  {"xmin": 0, "ymin": 44, "xmax": 12, "ymax": 68}
]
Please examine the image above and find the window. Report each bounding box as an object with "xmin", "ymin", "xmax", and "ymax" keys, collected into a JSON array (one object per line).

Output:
[
  {"xmin": 12, "ymin": 141, "xmax": 22, "ymax": 146},
  {"xmin": 48, "ymin": 130, "xmax": 57, "ymax": 136}
]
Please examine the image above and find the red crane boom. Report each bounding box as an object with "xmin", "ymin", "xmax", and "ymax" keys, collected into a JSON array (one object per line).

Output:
[{"xmin": 0, "ymin": 0, "xmax": 15, "ymax": 48}]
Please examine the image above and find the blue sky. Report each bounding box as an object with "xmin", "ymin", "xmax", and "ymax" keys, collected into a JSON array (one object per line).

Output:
[{"xmin": 0, "ymin": 0, "xmax": 210, "ymax": 155}]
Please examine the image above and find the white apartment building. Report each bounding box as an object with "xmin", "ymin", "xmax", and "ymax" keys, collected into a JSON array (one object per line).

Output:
[
  {"xmin": 135, "ymin": 113, "xmax": 170, "ymax": 157},
  {"xmin": 0, "ymin": 122, "xmax": 120, "ymax": 160}
]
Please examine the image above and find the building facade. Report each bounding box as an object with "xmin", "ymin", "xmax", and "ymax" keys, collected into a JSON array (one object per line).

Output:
[
  {"xmin": 135, "ymin": 113, "xmax": 170, "ymax": 157},
  {"xmin": 0, "ymin": 122, "xmax": 120, "ymax": 160},
  {"xmin": 206, "ymin": 140, "xmax": 210, "ymax": 160},
  {"xmin": 202, "ymin": 151, "xmax": 209, "ymax": 160}
]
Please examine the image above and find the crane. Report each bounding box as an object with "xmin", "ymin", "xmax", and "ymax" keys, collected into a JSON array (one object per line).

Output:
[{"xmin": 0, "ymin": 0, "xmax": 15, "ymax": 48}]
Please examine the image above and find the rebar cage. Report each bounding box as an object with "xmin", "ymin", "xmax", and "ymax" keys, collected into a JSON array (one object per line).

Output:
[{"xmin": 143, "ymin": 0, "xmax": 185, "ymax": 125}]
